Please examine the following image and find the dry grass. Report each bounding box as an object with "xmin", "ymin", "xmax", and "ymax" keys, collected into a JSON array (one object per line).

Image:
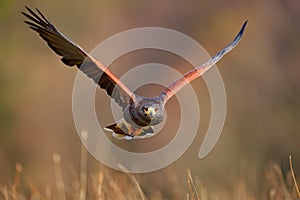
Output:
[
  {"xmin": 0, "ymin": 148, "xmax": 299, "ymax": 200},
  {"xmin": 290, "ymin": 155, "xmax": 300, "ymax": 198}
]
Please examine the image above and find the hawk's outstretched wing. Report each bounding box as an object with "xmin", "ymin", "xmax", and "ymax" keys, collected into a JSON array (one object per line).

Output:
[
  {"xmin": 160, "ymin": 20, "xmax": 247, "ymax": 103},
  {"xmin": 22, "ymin": 7, "xmax": 135, "ymax": 108}
]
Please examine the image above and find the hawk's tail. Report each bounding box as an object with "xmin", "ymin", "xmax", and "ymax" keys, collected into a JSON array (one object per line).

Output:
[
  {"xmin": 104, "ymin": 119, "xmax": 155, "ymax": 140},
  {"xmin": 104, "ymin": 122, "xmax": 129, "ymax": 139}
]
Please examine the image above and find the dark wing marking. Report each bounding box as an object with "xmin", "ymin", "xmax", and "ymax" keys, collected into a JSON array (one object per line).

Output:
[
  {"xmin": 22, "ymin": 7, "xmax": 135, "ymax": 108},
  {"xmin": 160, "ymin": 20, "xmax": 247, "ymax": 103}
]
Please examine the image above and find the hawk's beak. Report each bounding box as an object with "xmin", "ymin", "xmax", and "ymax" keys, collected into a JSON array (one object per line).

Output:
[{"xmin": 145, "ymin": 107, "xmax": 157, "ymax": 116}]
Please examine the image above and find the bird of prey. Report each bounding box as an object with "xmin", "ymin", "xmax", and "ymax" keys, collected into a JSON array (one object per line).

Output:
[{"xmin": 22, "ymin": 7, "xmax": 247, "ymax": 140}]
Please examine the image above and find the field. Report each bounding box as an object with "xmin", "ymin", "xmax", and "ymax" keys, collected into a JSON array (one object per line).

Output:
[
  {"xmin": 0, "ymin": 149, "xmax": 299, "ymax": 199},
  {"xmin": 0, "ymin": 0, "xmax": 300, "ymax": 199}
]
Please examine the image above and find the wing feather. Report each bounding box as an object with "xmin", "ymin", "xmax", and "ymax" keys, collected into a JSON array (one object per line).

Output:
[
  {"xmin": 22, "ymin": 7, "xmax": 135, "ymax": 108},
  {"xmin": 160, "ymin": 20, "xmax": 248, "ymax": 103}
]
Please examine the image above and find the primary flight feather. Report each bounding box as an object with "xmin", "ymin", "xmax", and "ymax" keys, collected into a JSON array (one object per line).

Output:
[{"xmin": 22, "ymin": 7, "xmax": 247, "ymax": 140}]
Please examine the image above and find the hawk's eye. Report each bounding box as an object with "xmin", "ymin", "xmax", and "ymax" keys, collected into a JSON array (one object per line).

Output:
[
  {"xmin": 143, "ymin": 107, "xmax": 148, "ymax": 112},
  {"xmin": 154, "ymin": 108, "xmax": 158, "ymax": 112}
]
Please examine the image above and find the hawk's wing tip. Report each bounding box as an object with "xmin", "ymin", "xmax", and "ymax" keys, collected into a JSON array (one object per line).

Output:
[
  {"xmin": 236, "ymin": 20, "xmax": 248, "ymax": 40},
  {"xmin": 229, "ymin": 20, "xmax": 248, "ymax": 49},
  {"xmin": 241, "ymin": 20, "xmax": 248, "ymax": 34}
]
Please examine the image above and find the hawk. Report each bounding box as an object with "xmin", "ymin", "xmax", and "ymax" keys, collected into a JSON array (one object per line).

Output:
[{"xmin": 22, "ymin": 7, "xmax": 247, "ymax": 140}]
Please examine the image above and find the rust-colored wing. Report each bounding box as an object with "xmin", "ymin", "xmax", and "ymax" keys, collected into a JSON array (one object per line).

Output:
[
  {"xmin": 22, "ymin": 7, "xmax": 135, "ymax": 108},
  {"xmin": 160, "ymin": 20, "xmax": 247, "ymax": 103}
]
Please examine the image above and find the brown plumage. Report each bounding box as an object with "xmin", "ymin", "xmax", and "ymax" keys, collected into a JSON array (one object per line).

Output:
[{"xmin": 22, "ymin": 7, "xmax": 247, "ymax": 140}]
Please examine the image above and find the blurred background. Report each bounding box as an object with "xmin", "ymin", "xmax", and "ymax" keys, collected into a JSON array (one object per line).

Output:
[{"xmin": 0, "ymin": 0, "xmax": 299, "ymax": 199}]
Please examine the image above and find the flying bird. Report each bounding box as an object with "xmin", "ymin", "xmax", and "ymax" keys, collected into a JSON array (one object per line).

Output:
[{"xmin": 22, "ymin": 7, "xmax": 247, "ymax": 140}]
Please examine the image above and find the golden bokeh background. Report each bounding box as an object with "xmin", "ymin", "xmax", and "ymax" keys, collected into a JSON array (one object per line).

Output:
[{"xmin": 0, "ymin": 0, "xmax": 299, "ymax": 199}]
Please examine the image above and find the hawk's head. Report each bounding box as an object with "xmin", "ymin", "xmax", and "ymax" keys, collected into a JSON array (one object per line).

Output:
[{"xmin": 131, "ymin": 97, "xmax": 165, "ymax": 127}]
